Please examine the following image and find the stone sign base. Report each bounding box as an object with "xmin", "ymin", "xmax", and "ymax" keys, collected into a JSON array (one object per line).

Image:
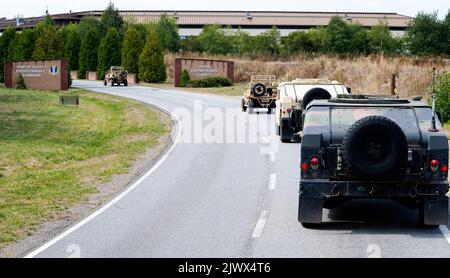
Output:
[
  {"xmin": 127, "ymin": 74, "xmax": 139, "ymax": 84},
  {"xmin": 4, "ymin": 59, "xmax": 69, "ymax": 90},
  {"xmin": 86, "ymin": 71, "xmax": 97, "ymax": 81},
  {"xmin": 174, "ymin": 58, "xmax": 234, "ymax": 87},
  {"xmin": 70, "ymin": 71, "xmax": 78, "ymax": 80}
]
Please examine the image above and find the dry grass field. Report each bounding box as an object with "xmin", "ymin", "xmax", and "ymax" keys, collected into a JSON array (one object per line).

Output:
[{"xmin": 166, "ymin": 53, "xmax": 450, "ymax": 99}]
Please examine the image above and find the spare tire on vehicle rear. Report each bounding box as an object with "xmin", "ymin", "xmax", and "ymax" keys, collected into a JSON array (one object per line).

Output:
[
  {"xmin": 301, "ymin": 88, "xmax": 332, "ymax": 109},
  {"xmin": 251, "ymin": 83, "xmax": 266, "ymax": 97},
  {"xmin": 342, "ymin": 116, "xmax": 407, "ymax": 180}
]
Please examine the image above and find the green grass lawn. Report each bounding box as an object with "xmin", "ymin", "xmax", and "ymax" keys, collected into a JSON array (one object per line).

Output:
[
  {"xmin": 0, "ymin": 88, "xmax": 170, "ymax": 248},
  {"xmin": 142, "ymin": 79, "xmax": 247, "ymax": 96}
]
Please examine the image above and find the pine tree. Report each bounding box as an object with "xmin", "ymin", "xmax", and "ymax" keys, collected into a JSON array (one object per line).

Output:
[
  {"xmin": 138, "ymin": 29, "xmax": 166, "ymax": 83},
  {"xmin": 97, "ymin": 27, "xmax": 121, "ymax": 80},
  {"xmin": 155, "ymin": 14, "xmax": 180, "ymax": 52},
  {"xmin": 0, "ymin": 27, "xmax": 16, "ymax": 82},
  {"xmin": 64, "ymin": 26, "xmax": 81, "ymax": 70},
  {"xmin": 8, "ymin": 28, "xmax": 37, "ymax": 60},
  {"xmin": 33, "ymin": 25, "xmax": 64, "ymax": 59},
  {"xmin": 100, "ymin": 2, "xmax": 124, "ymax": 37},
  {"xmin": 121, "ymin": 26, "xmax": 144, "ymax": 74},
  {"xmin": 79, "ymin": 28, "xmax": 100, "ymax": 79}
]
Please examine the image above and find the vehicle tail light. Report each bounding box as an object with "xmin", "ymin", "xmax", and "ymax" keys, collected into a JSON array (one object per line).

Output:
[
  {"xmin": 442, "ymin": 164, "xmax": 448, "ymax": 173},
  {"xmin": 310, "ymin": 157, "xmax": 320, "ymax": 170},
  {"xmin": 430, "ymin": 159, "xmax": 439, "ymax": 172},
  {"xmin": 301, "ymin": 162, "xmax": 308, "ymax": 172}
]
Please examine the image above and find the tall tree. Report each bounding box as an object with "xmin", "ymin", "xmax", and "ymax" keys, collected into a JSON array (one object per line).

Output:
[
  {"xmin": 327, "ymin": 16, "xmax": 351, "ymax": 54},
  {"xmin": 406, "ymin": 12, "xmax": 443, "ymax": 56},
  {"xmin": 32, "ymin": 25, "xmax": 64, "ymax": 59},
  {"xmin": 198, "ymin": 24, "xmax": 232, "ymax": 54},
  {"xmin": 283, "ymin": 31, "xmax": 314, "ymax": 55},
  {"xmin": 78, "ymin": 16, "xmax": 102, "ymax": 39},
  {"xmin": 8, "ymin": 28, "xmax": 37, "ymax": 60},
  {"xmin": 0, "ymin": 27, "xmax": 16, "ymax": 82},
  {"xmin": 253, "ymin": 27, "xmax": 281, "ymax": 56},
  {"xmin": 138, "ymin": 28, "xmax": 166, "ymax": 83},
  {"xmin": 368, "ymin": 20, "xmax": 396, "ymax": 54},
  {"xmin": 155, "ymin": 14, "xmax": 180, "ymax": 52},
  {"xmin": 97, "ymin": 27, "xmax": 121, "ymax": 80},
  {"xmin": 79, "ymin": 28, "xmax": 100, "ymax": 79},
  {"xmin": 63, "ymin": 24, "xmax": 81, "ymax": 70},
  {"xmin": 100, "ymin": 2, "xmax": 124, "ymax": 37},
  {"xmin": 122, "ymin": 26, "xmax": 144, "ymax": 74},
  {"xmin": 347, "ymin": 23, "xmax": 369, "ymax": 54}
]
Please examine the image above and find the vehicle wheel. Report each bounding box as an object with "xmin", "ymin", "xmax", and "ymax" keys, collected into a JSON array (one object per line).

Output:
[
  {"xmin": 241, "ymin": 99, "xmax": 247, "ymax": 112},
  {"xmin": 251, "ymin": 83, "xmax": 266, "ymax": 97},
  {"xmin": 342, "ymin": 116, "xmax": 407, "ymax": 180},
  {"xmin": 280, "ymin": 118, "xmax": 293, "ymax": 143},
  {"xmin": 124, "ymin": 80, "xmax": 128, "ymax": 87},
  {"xmin": 104, "ymin": 80, "xmax": 107, "ymax": 86},
  {"xmin": 267, "ymin": 107, "xmax": 272, "ymax": 114}
]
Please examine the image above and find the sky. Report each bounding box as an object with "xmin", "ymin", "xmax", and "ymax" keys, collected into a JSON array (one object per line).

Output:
[{"xmin": 0, "ymin": 0, "xmax": 448, "ymax": 19}]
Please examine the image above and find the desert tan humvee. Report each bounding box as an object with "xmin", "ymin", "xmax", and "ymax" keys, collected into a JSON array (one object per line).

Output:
[
  {"xmin": 104, "ymin": 66, "xmax": 128, "ymax": 86},
  {"xmin": 241, "ymin": 75, "xmax": 278, "ymax": 114}
]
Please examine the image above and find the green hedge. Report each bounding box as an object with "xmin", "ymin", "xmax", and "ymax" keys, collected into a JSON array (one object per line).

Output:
[
  {"xmin": 435, "ymin": 73, "xmax": 450, "ymax": 123},
  {"xmin": 187, "ymin": 76, "xmax": 232, "ymax": 88}
]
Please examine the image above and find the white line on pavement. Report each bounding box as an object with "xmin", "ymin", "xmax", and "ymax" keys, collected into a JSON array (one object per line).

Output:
[
  {"xmin": 252, "ymin": 210, "xmax": 269, "ymax": 238},
  {"xmin": 269, "ymin": 173, "xmax": 277, "ymax": 191},
  {"xmin": 439, "ymin": 225, "xmax": 450, "ymax": 246},
  {"xmin": 24, "ymin": 106, "xmax": 180, "ymax": 258}
]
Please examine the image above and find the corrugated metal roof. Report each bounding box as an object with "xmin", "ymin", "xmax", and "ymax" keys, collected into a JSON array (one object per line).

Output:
[{"xmin": 0, "ymin": 10, "xmax": 412, "ymax": 32}]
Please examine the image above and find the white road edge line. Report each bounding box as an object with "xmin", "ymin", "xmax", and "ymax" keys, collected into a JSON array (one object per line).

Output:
[
  {"xmin": 268, "ymin": 173, "xmax": 277, "ymax": 191},
  {"xmin": 24, "ymin": 106, "xmax": 180, "ymax": 258},
  {"xmin": 439, "ymin": 225, "xmax": 450, "ymax": 246},
  {"xmin": 252, "ymin": 210, "xmax": 269, "ymax": 238}
]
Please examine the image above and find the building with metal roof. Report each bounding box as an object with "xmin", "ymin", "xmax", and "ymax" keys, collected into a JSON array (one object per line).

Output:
[{"xmin": 0, "ymin": 10, "xmax": 413, "ymax": 36}]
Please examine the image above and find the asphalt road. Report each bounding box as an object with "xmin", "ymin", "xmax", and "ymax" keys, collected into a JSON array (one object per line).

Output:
[{"xmin": 30, "ymin": 80, "xmax": 450, "ymax": 258}]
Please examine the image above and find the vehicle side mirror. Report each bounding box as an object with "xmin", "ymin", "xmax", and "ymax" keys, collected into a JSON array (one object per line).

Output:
[{"xmin": 346, "ymin": 87, "xmax": 352, "ymax": 94}]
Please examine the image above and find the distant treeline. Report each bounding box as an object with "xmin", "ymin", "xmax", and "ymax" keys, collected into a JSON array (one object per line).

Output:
[{"xmin": 0, "ymin": 4, "xmax": 449, "ymax": 84}]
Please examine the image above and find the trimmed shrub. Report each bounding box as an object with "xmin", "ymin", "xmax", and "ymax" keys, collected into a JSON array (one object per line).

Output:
[
  {"xmin": 16, "ymin": 74, "xmax": 26, "ymax": 89},
  {"xmin": 188, "ymin": 76, "xmax": 232, "ymax": 88},
  {"xmin": 179, "ymin": 69, "xmax": 190, "ymax": 87}
]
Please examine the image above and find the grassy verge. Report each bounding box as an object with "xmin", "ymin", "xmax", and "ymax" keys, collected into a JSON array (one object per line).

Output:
[
  {"xmin": 0, "ymin": 88, "xmax": 170, "ymax": 248},
  {"xmin": 142, "ymin": 79, "xmax": 246, "ymax": 96}
]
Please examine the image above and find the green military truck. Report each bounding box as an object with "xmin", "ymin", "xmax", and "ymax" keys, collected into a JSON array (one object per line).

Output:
[{"xmin": 299, "ymin": 95, "xmax": 449, "ymax": 227}]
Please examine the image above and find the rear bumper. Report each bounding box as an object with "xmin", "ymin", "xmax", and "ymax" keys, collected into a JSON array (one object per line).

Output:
[{"xmin": 299, "ymin": 179, "xmax": 449, "ymax": 198}]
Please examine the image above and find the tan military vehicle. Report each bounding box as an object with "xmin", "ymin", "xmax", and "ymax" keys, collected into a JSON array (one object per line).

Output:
[
  {"xmin": 275, "ymin": 79, "xmax": 350, "ymax": 142},
  {"xmin": 241, "ymin": 75, "xmax": 278, "ymax": 114},
  {"xmin": 104, "ymin": 66, "xmax": 128, "ymax": 86}
]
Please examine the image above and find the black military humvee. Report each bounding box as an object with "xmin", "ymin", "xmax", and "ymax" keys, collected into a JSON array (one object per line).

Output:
[{"xmin": 299, "ymin": 95, "xmax": 449, "ymax": 227}]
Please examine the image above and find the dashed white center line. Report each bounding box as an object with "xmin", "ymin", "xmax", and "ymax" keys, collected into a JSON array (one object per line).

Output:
[
  {"xmin": 252, "ymin": 210, "xmax": 269, "ymax": 238},
  {"xmin": 268, "ymin": 173, "xmax": 277, "ymax": 190},
  {"xmin": 269, "ymin": 152, "xmax": 275, "ymax": 162}
]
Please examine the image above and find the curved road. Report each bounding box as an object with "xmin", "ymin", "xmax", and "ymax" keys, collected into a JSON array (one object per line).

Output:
[{"xmin": 29, "ymin": 80, "xmax": 450, "ymax": 258}]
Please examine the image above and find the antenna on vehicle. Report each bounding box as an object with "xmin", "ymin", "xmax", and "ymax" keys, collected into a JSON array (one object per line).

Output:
[{"xmin": 429, "ymin": 67, "xmax": 438, "ymax": 132}]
